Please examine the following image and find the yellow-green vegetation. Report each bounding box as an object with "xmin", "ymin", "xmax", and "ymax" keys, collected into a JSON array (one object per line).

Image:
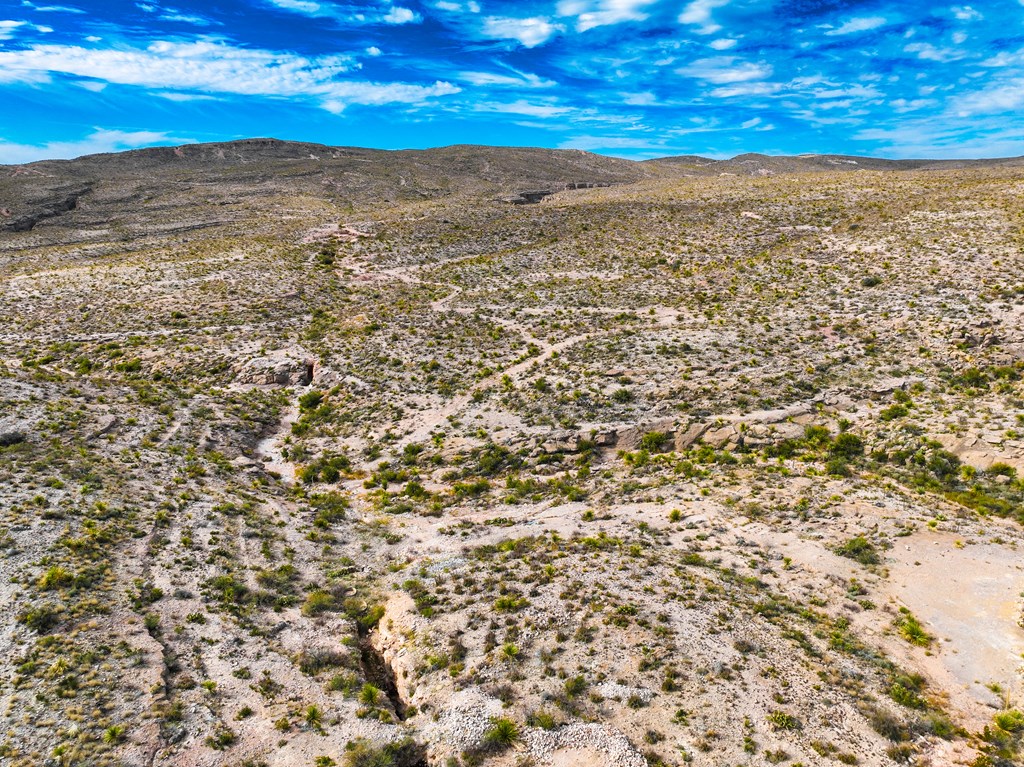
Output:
[{"xmin": 1, "ymin": 141, "xmax": 1022, "ymax": 766}]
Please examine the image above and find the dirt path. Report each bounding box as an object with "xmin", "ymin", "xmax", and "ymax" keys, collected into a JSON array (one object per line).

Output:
[
  {"xmin": 255, "ymin": 399, "xmax": 301, "ymax": 483},
  {"xmin": 399, "ymin": 329, "xmax": 602, "ymax": 447}
]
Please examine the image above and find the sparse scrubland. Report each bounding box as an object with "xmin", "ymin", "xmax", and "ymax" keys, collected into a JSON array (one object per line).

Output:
[{"xmin": 1, "ymin": 141, "xmax": 1023, "ymax": 767}]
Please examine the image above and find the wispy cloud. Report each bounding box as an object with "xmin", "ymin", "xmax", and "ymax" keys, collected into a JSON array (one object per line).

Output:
[
  {"xmin": 951, "ymin": 5, "xmax": 982, "ymax": 21},
  {"xmin": 679, "ymin": 57, "xmax": 772, "ymax": 85},
  {"xmin": 557, "ymin": 0, "xmax": 660, "ymax": 32},
  {"xmin": 459, "ymin": 67, "xmax": 556, "ymax": 88},
  {"xmin": 0, "ymin": 128, "xmax": 192, "ymax": 164},
  {"xmin": 0, "ymin": 19, "xmax": 54, "ymax": 39},
  {"xmin": 21, "ymin": 1, "xmax": 85, "ymax": 12},
  {"xmin": 903, "ymin": 41, "xmax": 967, "ymax": 62},
  {"xmin": 824, "ymin": 16, "xmax": 888, "ymax": 36},
  {"xmin": 1, "ymin": 0, "xmax": 1023, "ymax": 161},
  {"xmin": 0, "ymin": 40, "xmax": 459, "ymax": 110},
  {"xmin": 263, "ymin": 0, "xmax": 420, "ymax": 25},
  {"xmin": 482, "ymin": 16, "xmax": 564, "ymax": 47},
  {"xmin": 678, "ymin": 0, "xmax": 730, "ymax": 35}
]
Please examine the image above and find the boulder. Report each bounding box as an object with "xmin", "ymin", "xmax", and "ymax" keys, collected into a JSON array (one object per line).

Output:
[
  {"xmin": 541, "ymin": 432, "xmax": 581, "ymax": 454},
  {"xmin": 235, "ymin": 354, "xmax": 314, "ymax": 386},
  {"xmin": 0, "ymin": 430, "xmax": 26, "ymax": 447},
  {"xmin": 613, "ymin": 418, "xmax": 675, "ymax": 451},
  {"xmin": 674, "ymin": 422, "xmax": 708, "ymax": 452},
  {"xmin": 90, "ymin": 415, "xmax": 118, "ymax": 440},
  {"xmin": 703, "ymin": 425, "xmax": 738, "ymax": 449}
]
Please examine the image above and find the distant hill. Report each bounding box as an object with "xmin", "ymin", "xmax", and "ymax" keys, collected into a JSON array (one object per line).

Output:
[
  {"xmin": 0, "ymin": 139, "xmax": 659, "ymax": 235},
  {"xmin": 2, "ymin": 138, "xmax": 1022, "ymax": 235},
  {"xmin": 644, "ymin": 151, "xmax": 1024, "ymax": 176}
]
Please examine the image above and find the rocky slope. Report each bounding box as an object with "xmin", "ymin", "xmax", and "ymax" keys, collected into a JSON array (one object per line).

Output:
[{"xmin": 0, "ymin": 142, "xmax": 1022, "ymax": 767}]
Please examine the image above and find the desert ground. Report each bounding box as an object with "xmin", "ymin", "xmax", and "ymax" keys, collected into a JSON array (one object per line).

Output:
[{"xmin": 1, "ymin": 141, "xmax": 1022, "ymax": 767}]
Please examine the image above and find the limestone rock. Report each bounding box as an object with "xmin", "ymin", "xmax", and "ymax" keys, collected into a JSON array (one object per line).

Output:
[{"xmin": 235, "ymin": 353, "xmax": 314, "ymax": 386}]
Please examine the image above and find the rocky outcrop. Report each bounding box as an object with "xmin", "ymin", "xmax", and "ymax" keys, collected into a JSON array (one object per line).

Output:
[
  {"xmin": 0, "ymin": 429, "xmax": 26, "ymax": 447},
  {"xmin": 0, "ymin": 184, "xmax": 92, "ymax": 232},
  {"xmin": 235, "ymin": 352, "xmax": 314, "ymax": 386}
]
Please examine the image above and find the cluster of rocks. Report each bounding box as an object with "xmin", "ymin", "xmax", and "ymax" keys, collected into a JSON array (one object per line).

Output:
[
  {"xmin": 423, "ymin": 690, "xmax": 504, "ymax": 752},
  {"xmin": 594, "ymin": 681, "xmax": 654, "ymax": 705},
  {"xmin": 507, "ymin": 181, "xmax": 613, "ymax": 205},
  {"xmin": 524, "ymin": 723, "xmax": 649, "ymax": 767},
  {"xmin": 530, "ymin": 402, "xmax": 823, "ymax": 458},
  {"xmin": 234, "ymin": 352, "xmax": 314, "ymax": 386}
]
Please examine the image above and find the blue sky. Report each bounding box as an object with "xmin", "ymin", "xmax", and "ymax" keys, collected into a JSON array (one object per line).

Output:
[{"xmin": 1, "ymin": 0, "xmax": 1023, "ymax": 162}]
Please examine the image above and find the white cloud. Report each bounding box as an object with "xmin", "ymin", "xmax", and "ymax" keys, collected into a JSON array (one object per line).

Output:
[
  {"xmin": 264, "ymin": 0, "xmax": 419, "ymax": 24},
  {"xmin": 559, "ymin": 135, "xmax": 667, "ymax": 151},
  {"xmin": 679, "ymin": 57, "xmax": 772, "ymax": 84},
  {"xmin": 824, "ymin": 16, "xmax": 887, "ymax": 36},
  {"xmin": 155, "ymin": 91, "xmax": 218, "ymax": 101},
  {"xmin": 951, "ymin": 6, "xmax": 981, "ymax": 21},
  {"xmin": 0, "ymin": 128, "xmax": 192, "ymax": 164},
  {"xmin": 740, "ymin": 117, "xmax": 760, "ymax": 128},
  {"xmin": 266, "ymin": 0, "xmax": 320, "ymax": 13},
  {"xmin": 904, "ymin": 42, "xmax": 966, "ymax": 62},
  {"xmin": 710, "ymin": 81, "xmax": 781, "ymax": 98},
  {"xmin": 383, "ymin": 6, "xmax": 418, "ymax": 24},
  {"xmin": 851, "ymin": 120, "xmax": 1024, "ymax": 159},
  {"xmin": 557, "ymin": 0, "xmax": 659, "ymax": 32},
  {"xmin": 159, "ymin": 11, "xmax": 215, "ymax": 25},
  {"xmin": 474, "ymin": 99, "xmax": 570, "ymax": 117},
  {"xmin": 84, "ymin": 34, "xmax": 100, "ymax": 41},
  {"xmin": 952, "ymin": 77, "xmax": 1024, "ymax": 115},
  {"xmin": 621, "ymin": 91, "xmax": 656, "ymax": 105},
  {"xmin": 981, "ymin": 49, "xmax": 1024, "ymax": 67},
  {"xmin": 678, "ymin": 0, "xmax": 730, "ymax": 35},
  {"xmin": 0, "ymin": 40, "xmax": 460, "ymax": 111},
  {"xmin": 890, "ymin": 98, "xmax": 936, "ymax": 112},
  {"xmin": 482, "ymin": 16, "xmax": 563, "ymax": 47},
  {"xmin": 811, "ymin": 84, "xmax": 883, "ymax": 99},
  {"xmin": 435, "ymin": 0, "xmax": 479, "ymax": 10},
  {"xmin": 952, "ymin": 31, "xmax": 967, "ymax": 44},
  {"xmin": 0, "ymin": 20, "xmax": 27, "ymax": 40},
  {"xmin": 0, "ymin": 19, "xmax": 50, "ymax": 38},
  {"xmin": 460, "ymin": 68, "xmax": 556, "ymax": 88},
  {"xmin": 21, "ymin": 2, "xmax": 86, "ymax": 12},
  {"xmin": 365, "ymin": 46, "xmax": 382, "ymax": 56},
  {"xmin": 75, "ymin": 79, "xmax": 106, "ymax": 91},
  {"xmin": 709, "ymin": 38, "xmax": 736, "ymax": 50}
]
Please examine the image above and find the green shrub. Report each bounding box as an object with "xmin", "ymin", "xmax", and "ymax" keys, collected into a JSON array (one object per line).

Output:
[
  {"xmin": 611, "ymin": 388, "xmax": 633, "ymax": 403},
  {"xmin": 835, "ymin": 536, "xmax": 880, "ymax": 565},
  {"xmin": 895, "ymin": 609, "xmax": 931, "ymax": 647},
  {"xmin": 483, "ymin": 717, "xmax": 520, "ymax": 751},
  {"xmin": 17, "ymin": 603, "xmax": 61, "ymax": 633},
  {"xmin": 880, "ymin": 404, "xmax": 909, "ymax": 421},
  {"xmin": 995, "ymin": 710, "xmax": 1024, "ymax": 733},
  {"xmin": 640, "ymin": 431, "xmax": 670, "ymax": 452},
  {"xmin": 830, "ymin": 433, "xmax": 864, "ymax": 459},
  {"xmin": 342, "ymin": 737, "xmax": 424, "ymax": 767},
  {"xmin": 302, "ymin": 590, "xmax": 337, "ymax": 617},
  {"xmin": 564, "ymin": 675, "xmax": 587, "ymax": 697},
  {"xmin": 766, "ymin": 710, "xmax": 800, "ymax": 730}
]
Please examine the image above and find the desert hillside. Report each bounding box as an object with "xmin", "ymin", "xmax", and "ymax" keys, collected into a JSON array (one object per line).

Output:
[{"xmin": 1, "ymin": 141, "xmax": 1023, "ymax": 767}]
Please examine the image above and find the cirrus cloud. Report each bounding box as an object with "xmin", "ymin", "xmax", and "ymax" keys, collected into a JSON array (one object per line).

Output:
[{"xmin": 0, "ymin": 39, "xmax": 459, "ymax": 110}]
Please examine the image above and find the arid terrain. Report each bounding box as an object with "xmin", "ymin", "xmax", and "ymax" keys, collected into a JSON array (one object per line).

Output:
[{"xmin": 1, "ymin": 140, "xmax": 1023, "ymax": 767}]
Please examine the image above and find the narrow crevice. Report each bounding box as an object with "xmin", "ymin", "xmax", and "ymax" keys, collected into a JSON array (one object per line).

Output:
[{"xmin": 356, "ymin": 622, "xmax": 409, "ymax": 721}]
